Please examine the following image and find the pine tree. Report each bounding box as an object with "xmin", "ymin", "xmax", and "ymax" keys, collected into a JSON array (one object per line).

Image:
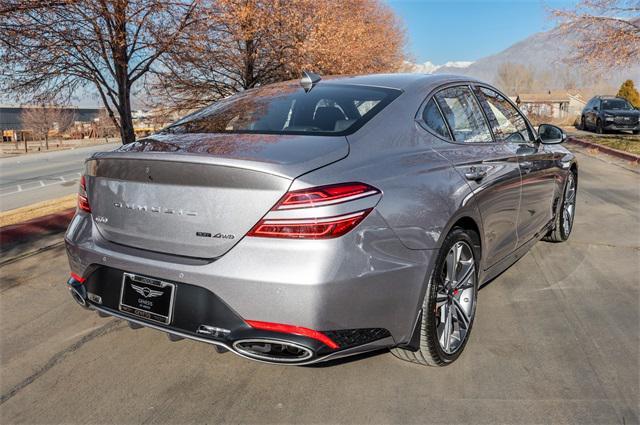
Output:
[{"xmin": 617, "ymin": 80, "xmax": 640, "ymax": 108}]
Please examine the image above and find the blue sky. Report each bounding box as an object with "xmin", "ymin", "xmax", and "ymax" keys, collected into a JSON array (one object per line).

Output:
[{"xmin": 387, "ymin": 0, "xmax": 577, "ymax": 64}]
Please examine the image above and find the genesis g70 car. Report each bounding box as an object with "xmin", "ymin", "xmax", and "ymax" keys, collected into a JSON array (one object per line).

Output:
[{"xmin": 66, "ymin": 73, "xmax": 577, "ymax": 366}]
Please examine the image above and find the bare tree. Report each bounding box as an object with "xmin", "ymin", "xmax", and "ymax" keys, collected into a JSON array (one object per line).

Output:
[
  {"xmin": 496, "ymin": 62, "xmax": 534, "ymax": 95},
  {"xmin": 552, "ymin": 0, "xmax": 640, "ymax": 70},
  {"xmin": 151, "ymin": 0, "xmax": 406, "ymax": 111},
  {"xmin": 93, "ymin": 108, "xmax": 118, "ymax": 139},
  {"xmin": 21, "ymin": 106, "xmax": 76, "ymax": 150},
  {"xmin": 0, "ymin": 0, "xmax": 201, "ymax": 144}
]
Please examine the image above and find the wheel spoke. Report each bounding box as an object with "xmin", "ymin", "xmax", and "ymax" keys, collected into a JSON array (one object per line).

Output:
[
  {"xmin": 445, "ymin": 250, "xmax": 455, "ymax": 283},
  {"xmin": 453, "ymin": 243, "xmax": 462, "ymax": 268},
  {"xmin": 443, "ymin": 304, "xmax": 453, "ymax": 352},
  {"xmin": 456, "ymin": 271, "xmax": 475, "ymax": 291},
  {"xmin": 438, "ymin": 304, "xmax": 448, "ymax": 349},
  {"xmin": 452, "ymin": 298, "xmax": 471, "ymax": 328},
  {"xmin": 435, "ymin": 292, "xmax": 448, "ymax": 309},
  {"xmin": 454, "ymin": 263, "xmax": 475, "ymax": 290}
]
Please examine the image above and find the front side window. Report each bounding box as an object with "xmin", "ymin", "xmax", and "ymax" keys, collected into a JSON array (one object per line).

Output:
[
  {"xmin": 474, "ymin": 87, "xmax": 534, "ymax": 142},
  {"xmin": 434, "ymin": 86, "xmax": 493, "ymax": 143},
  {"xmin": 163, "ymin": 84, "xmax": 401, "ymax": 136}
]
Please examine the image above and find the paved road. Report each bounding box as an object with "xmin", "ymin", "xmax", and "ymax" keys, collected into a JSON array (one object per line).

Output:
[
  {"xmin": 0, "ymin": 147, "xmax": 638, "ymax": 424},
  {"xmin": 0, "ymin": 143, "xmax": 119, "ymax": 211}
]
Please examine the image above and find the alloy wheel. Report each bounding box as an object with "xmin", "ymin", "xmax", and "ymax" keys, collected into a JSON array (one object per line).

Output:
[
  {"xmin": 562, "ymin": 173, "xmax": 576, "ymax": 236},
  {"xmin": 435, "ymin": 241, "xmax": 476, "ymax": 355}
]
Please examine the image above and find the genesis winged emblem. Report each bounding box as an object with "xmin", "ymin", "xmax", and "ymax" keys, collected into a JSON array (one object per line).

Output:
[{"xmin": 130, "ymin": 284, "xmax": 164, "ymax": 298}]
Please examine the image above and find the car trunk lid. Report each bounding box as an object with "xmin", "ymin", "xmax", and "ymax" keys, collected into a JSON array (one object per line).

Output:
[{"xmin": 86, "ymin": 133, "xmax": 348, "ymax": 258}]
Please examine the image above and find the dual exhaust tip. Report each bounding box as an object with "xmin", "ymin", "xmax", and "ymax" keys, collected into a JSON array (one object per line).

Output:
[
  {"xmin": 67, "ymin": 280, "xmax": 315, "ymax": 363},
  {"xmin": 68, "ymin": 280, "xmax": 89, "ymax": 309},
  {"xmin": 233, "ymin": 339, "xmax": 314, "ymax": 362}
]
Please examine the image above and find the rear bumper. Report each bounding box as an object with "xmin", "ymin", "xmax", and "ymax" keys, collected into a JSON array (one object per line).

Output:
[{"xmin": 65, "ymin": 210, "xmax": 434, "ymax": 364}]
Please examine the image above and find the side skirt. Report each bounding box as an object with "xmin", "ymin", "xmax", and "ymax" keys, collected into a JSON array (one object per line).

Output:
[{"xmin": 480, "ymin": 219, "xmax": 554, "ymax": 286}]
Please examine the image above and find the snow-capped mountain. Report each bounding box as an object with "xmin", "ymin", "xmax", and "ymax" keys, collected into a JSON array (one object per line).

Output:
[
  {"xmin": 405, "ymin": 22, "xmax": 639, "ymax": 89},
  {"xmin": 410, "ymin": 60, "xmax": 474, "ymax": 74}
]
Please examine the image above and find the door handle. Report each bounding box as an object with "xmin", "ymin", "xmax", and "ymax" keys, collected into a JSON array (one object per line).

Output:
[
  {"xmin": 520, "ymin": 161, "xmax": 533, "ymax": 173},
  {"xmin": 464, "ymin": 167, "xmax": 487, "ymax": 181}
]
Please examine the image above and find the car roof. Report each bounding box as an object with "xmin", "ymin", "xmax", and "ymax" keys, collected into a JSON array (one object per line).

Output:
[{"xmin": 302, "ymin": 73, "xmax": 482, "ymax": 91}]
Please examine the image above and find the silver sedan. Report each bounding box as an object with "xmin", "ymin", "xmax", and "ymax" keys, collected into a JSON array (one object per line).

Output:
[{"xmin": 65, "ymin": 73, "xmax": 577, "ymax": 366}]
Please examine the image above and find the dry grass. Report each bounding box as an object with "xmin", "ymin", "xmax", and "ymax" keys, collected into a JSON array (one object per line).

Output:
[
  {"xmin": 578, "ymin": 134, "xmax": 640, "ymax": 155},
  {"xmin": 0, "ymin": 194, "xmax": 76, "ymax": 227}
]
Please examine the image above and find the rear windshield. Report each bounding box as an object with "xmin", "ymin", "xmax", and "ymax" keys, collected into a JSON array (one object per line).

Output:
[
  {"xmin": 602, "ymin": 99, "xmax": 632, "ymax": 110},
  {"xmin": 163, "ymin": 84, "xmax": 401, "ymax": 136}
]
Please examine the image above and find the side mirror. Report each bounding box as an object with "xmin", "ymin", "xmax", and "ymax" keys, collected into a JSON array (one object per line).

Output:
[{"xmin": 538, "ymin": 124, "xmax": 566, "ymax": 145}]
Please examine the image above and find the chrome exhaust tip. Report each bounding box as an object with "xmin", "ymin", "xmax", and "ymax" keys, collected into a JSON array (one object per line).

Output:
[
  {"xmin": 68, "ymin": 284, "xmax": 89, "ymax": 309},
  {"xmin": 233, "ymin": 339, "xmax": 314, "ymax": 363}
]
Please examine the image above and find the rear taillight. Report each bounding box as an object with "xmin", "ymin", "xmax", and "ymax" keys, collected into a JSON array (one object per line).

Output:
[
  {"xmin": 248, "ymin": 182, "xmax": 380, "ymax": 239},
  {"xmin": 275, "ymin": 183, "xmax": 379, "ymax": 210},
  {"xmin": 248, "ymin": 209, "xmax": 372, "ymax": 239},
  {"xmin": 78, "ymin": 175, "xmax": 91, "ymax": 213}
]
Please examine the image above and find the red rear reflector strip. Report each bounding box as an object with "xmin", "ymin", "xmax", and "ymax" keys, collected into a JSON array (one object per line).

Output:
[
  {"xmin": 78, "ymin": 196, "xmax": 91, "ymax": 213},
  {"xmin": 247, "ymin": 209, "xmax": 371, "ymax": 239},
  {"xmin": 275, "ymin": 183, "xmax": 379, "ymax": 210},
  {"xmin": 70, "ymin": 272, "xmax": 86, "ymax": 283},
  {"xmin": 78, "ymin": 175, "xmax": 91, "ymax": 213},
  {"xmin": 246, "ymin": 320, "xmax": 339, "ymax": 349}
]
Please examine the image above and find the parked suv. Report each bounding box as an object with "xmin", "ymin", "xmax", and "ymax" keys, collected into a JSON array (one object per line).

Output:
[{"xmin": 581, "ymin": 96, "xmax": 640, "ymax": 134}]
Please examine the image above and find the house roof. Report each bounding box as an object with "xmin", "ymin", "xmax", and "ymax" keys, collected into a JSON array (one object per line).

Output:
[
  {"xmin": 516, "ymin": 91, "xmax": 570, "ymax": 103},
  {"xmin": 515, "ymin": 90, "xmax": 589, "ymax": 106}
]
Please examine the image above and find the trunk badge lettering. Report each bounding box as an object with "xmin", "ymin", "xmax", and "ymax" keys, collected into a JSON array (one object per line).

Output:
[
  {"xmin": 113, "ymin": 202, "xmax": 197, "ymax": 216},
  {"xmin": 196, "ymin": 232, "xmax": 235, "ymax": 240}
]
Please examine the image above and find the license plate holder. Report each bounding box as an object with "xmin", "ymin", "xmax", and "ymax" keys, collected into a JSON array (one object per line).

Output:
[{"xmin": 119, "ymin": 273, "xmax": 176, "ymax": 324}]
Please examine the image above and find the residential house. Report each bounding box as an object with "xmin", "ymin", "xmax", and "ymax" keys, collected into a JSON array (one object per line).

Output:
[{"xmin": 515, "ymin": 90, "xmax": 586, "ymax": 120}]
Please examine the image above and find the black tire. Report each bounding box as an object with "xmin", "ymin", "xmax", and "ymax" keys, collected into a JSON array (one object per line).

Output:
[
  {"xmin": 580, "ymin": 116, "xmax": 586, "ymax": 131},
  {"xmin": 391, "ymin": 228, "xmax": 480, "ymax": 367},
  {"xmin": 633, "ymin": 130, "xmax": 639, "ymax": 135},
  {"xmin": 544, "ymin": 171, "xmax": 577, "ymax": 243},
  {"xmin": 596, "ymin": 119, "xmax": 604, "ymax": 134}
]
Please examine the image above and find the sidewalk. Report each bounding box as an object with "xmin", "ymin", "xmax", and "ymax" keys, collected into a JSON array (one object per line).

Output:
[{"xmin": 1, "ymin": 137, "xmax": 119, "ymax": 157}]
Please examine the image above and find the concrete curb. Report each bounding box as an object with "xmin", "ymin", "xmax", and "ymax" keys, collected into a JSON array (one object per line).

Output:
[
  {"xmin": 567, "ymin": 137, "xmax": 639, "ymax": 164},
  {"xmin": 0, "ymin": 208, "xmax": 75, "ymax": 249}
]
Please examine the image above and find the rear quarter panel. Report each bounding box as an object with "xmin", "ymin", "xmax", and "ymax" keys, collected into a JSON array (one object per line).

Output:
[{"xmin": 292, "ymin": 84, "xmax": 483, "ymax": 254}]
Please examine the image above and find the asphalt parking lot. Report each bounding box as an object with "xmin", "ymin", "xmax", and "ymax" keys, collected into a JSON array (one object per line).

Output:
[{"xmin": 1, "ymin": 146, "xmax": 638, "ymax": 424}]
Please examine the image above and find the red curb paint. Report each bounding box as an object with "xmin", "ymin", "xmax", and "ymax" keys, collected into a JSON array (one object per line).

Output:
[
  {"xmin": 0, "ymin": 208, "xmax": 76, "ymax": 247},
  {"xmin": 567, "ymin": 137, "xmax": 640, "ymax": 164}
]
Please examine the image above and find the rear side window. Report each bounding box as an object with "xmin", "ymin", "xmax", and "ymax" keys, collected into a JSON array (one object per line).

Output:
[
  {"xmin": 434, "ymin": 86, "xmax": 493, "ymax": 143},
  {"xmin": 422, "ymin": 98, "xmax": 451, "ymax": 139},
  {"xmin": 163, "ymin": 84, "xmax": 401, "ymax": 136},
  {"xmin": 474, "ymin": 87, "xmax": 534, "ymax": 142}
]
